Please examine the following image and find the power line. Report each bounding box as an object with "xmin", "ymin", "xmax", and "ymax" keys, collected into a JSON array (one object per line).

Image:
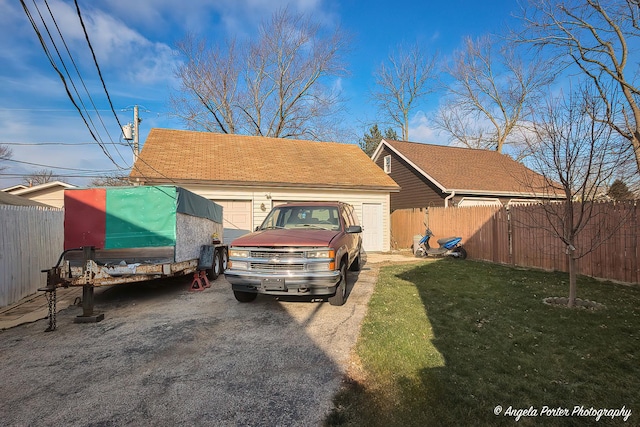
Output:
[
  {"xmin": 16, "ymin": 2, "xmax": 177, "ymax": 186},
  {"xmin": 0, "ymin": 173, "xmax": 123, "ymax": 179},
  {"xmin": 3, "ymin": 157, "xmax": 122, "ymax": 172},
  {"xmin": 42, "ymin": 0, "xmax": 128, "ymax": 166},
  {"xmin": 1, "ymin": 142, "xmax": 129, "ymax": 146},
  {"xmin": 73, "ymin": 0, "xmax": 130, "ymax": 166},
  {"xmin": 22, "ymin": 3, "xmax": 118, "ymax": 167}
]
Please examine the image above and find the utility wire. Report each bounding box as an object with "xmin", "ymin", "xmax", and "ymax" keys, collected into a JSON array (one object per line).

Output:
[
  {"xmin": 1, "ymin": 142, "xmax": 129, "ymax": 146},
  {"xmin": 42, "ymin": 0, "xmax": 128, "ymax": 166},
  {"xmin": 18, "ymin": 1, "xmax": 177, "ymax": 186},
  {"xmin": 73, "ymin": 0, "xmax": 130, "ymax": 164},
  {"xmin": 3, "ymin": 157, "xmax": 122, "ymax": 172},
  {"xmin": 20, "ymin": 0, "xmax": 125, "ymax": 169}
]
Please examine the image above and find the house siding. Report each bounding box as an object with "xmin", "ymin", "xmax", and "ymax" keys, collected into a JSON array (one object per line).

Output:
[{"xmin": 375, "ymin": 146, "xmax": 445, "ymax": 210}]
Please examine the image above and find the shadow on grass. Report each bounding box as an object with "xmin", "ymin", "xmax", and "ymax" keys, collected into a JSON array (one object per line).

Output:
[{"xmin": 327, "ymin": 259, "xmax": 640, "ymax": 426}]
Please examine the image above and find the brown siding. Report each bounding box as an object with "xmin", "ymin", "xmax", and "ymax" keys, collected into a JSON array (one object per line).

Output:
[{"xmin": 376, "ymin": 147, "xmax": 445, "ymax": 210}]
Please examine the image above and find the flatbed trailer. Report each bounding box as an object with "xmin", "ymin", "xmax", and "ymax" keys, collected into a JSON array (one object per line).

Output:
[{"xmin": 40, "ymin": 186, "xmax": 227, "ymax": 331}]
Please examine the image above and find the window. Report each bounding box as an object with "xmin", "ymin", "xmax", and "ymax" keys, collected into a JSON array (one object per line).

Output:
[{"xmin": 383, "ymin": 155, "xmax": 391, "ymax": 174}]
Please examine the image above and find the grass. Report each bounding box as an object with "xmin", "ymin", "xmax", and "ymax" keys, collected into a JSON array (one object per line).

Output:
[{"xmin": 326, "ymin": 259, "xmax": 640, "ymax": 426}]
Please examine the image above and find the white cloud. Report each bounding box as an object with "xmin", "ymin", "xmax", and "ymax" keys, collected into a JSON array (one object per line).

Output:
[{"xmin": 408, "ymin": 111, "xmax": 444, "ymax": 144}]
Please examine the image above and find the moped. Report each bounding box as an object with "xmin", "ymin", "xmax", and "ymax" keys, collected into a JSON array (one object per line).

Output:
[{"xmin": 414, "ymin": 227, "xmax": 467, "ymax": 259}]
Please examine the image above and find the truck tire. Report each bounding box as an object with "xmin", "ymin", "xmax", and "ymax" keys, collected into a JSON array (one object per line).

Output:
[
  {"xmin": 328, "ymin": 262, "xmax": 347, "ymax": 306},
  {"xmin": 234, "ymin": 290, "xmax": 257, "ymax": 302},
  {"xmin": 208, "ymin": 249, "xmax": 222, "ymax": 281},
  {"xmin": 349, "ymin": 249, "xmax": 362, "ymax": 271}
]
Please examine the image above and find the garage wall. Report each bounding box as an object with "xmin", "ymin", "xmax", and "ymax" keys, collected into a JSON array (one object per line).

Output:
[{"xmin": 178, "ymin": 184, "xmax": 392, "ymax": 252}]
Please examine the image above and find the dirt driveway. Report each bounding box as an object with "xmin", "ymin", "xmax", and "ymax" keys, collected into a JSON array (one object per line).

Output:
[{"xmin": 0, "ymin": 261, "xmax": 381, "ymax": 426}]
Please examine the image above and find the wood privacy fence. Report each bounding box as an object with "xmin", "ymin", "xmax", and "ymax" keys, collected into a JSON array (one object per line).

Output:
[
  {"xmin": 0, "ymin": 205, "xmax": 64, "ymax": 307},
  {"xmin": 391, "ymin": 202, "xmax": 639, "ymax": 284}
]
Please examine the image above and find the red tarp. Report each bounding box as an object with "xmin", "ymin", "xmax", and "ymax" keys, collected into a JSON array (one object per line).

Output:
[{"xmin": 64, "ymin": 188, "xmax": 106, "ymax": 250}]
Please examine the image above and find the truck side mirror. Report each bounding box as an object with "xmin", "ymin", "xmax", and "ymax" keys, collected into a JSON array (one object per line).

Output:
[{"xmin": 346, "ymin": 225, "xmax": 362, "ymax": 234}]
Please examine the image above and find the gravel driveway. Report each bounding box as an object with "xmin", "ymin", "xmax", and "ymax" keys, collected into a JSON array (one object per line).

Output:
[{"xmin": 0, "ymin": 263, "xmax": 379, "ymax": 426}]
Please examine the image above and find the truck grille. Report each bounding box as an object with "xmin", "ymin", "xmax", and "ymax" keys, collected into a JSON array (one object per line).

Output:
[
  {"xmin": 250, "ymin": 250, "xmax": 305, "ymax": 259},
  {"xmin": 250, "ymin": 263, "xmax": 306, "ymax": 272}
]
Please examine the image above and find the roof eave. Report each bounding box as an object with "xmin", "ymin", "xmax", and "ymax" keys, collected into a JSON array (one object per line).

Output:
[
  {"xmin": 373, "ymin": 139, "xmax": 448, "ymax": 192},
  {"xmin": 446, "ymin": 188, "xmax": 566, "ymax": 199},
  {"xmin": 132, "ymin": 177, "xmax": 400, "ymax": 193}
]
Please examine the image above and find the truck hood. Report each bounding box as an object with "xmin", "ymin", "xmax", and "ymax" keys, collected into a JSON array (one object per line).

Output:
[{"xmin": 230, "ymin": 228, "xmax": 340, "ymax": 247}]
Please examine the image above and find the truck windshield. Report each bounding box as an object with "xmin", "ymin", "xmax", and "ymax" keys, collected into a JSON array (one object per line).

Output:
[{"xmin": 260, "ymin": 206, "xmax": 340, "ymax": 231}]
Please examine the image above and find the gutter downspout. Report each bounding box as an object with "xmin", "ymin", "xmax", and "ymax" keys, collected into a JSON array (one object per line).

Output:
[{"xmin": 444, "ymin": 190, "xmax": 456, "ymax": 208}]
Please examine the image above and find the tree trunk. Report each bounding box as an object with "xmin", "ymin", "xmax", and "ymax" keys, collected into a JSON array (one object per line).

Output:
[{"xmin": 567, "ymin": 247, "xmax": 577, "ymax": 308}]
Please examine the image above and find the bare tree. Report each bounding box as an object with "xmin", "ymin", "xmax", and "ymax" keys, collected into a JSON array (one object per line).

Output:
[
  {"xmin": 519, "ymin": 0, "xmax": 640, "ymax": 173},
  {"xmin": 434, "ymin": 35, "xmax": 553, "ymax": 157},
  {"xmin": 90, "ymin": 173, "xmax": 130, "ymax": 187},
  {"xmin": 22, "ymin": 169, "xmax": 56, "ymax": 186},
  {"xmin": 0, "ymin": 144, "xmax": 11, "ymax": 172},
  {"xmin": 172, "ymin": 9, "xmax": 348, "ymax": 140},
  {"xmin": 372, "ymin": 43, "xmax": 438, "ymax": 141},
  {"xmin": 524, "ymin": 87, "xmax": 626, "ymax": 307}
]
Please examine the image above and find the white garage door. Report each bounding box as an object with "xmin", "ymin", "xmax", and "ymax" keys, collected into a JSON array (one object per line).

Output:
[
  {"xmin": 362, "ymin": 203, "xmax": 383, "ymax": 252},
  {"xmin": 214, "ymin": 200, "xmax": 252, "ymax": 244}
]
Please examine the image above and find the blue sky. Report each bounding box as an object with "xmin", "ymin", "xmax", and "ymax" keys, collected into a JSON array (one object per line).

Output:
[{"xmin": 0, "ymin": 0, "xmax": 523, "ymax": 187}]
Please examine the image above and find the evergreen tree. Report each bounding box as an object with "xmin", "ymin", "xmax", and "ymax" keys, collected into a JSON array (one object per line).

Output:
[
  {"xmin": 608, "ymin": 179, "xmax": 632, "ymax": 201},
  {"xmin": 359, "ymin": 125, "xmax": 398, "ymax": 156}
]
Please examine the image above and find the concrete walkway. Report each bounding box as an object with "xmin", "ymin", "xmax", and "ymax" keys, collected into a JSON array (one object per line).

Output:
[{"xmin": 0, "ymin": 251, "xmax": 421, "ymax": 331}]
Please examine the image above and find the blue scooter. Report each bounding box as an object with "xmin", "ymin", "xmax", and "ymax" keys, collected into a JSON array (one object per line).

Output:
[{"xmin": 414, "ymin": 227, "xmax": 467, "ymax": 259}]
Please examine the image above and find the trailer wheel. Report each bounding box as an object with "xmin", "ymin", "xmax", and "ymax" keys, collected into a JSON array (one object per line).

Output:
[
  {"xmin": 234, "ymin": 290, "xmax": 257, "ymax": 302},
  {"xmin": 208, "ymin": 249, "xmax": 223, "ymax": 281},
  {"xmin": 220, "ymin": 247, "xmax": 228, "ymax": 271}
]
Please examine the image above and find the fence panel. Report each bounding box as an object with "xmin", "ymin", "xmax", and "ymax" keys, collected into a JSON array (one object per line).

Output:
[
  {"xmin": 426, "ymin": 202, "xmax": 639, "ymax": 284},
  {"xmin": 0, "ymin": 206, "xmax": 64, "ymax": 307},
  {"xmin": 428, "ymin": 205, "xmax": 504, "ymax": 263},
  {"xmin": 390, "ymin": 208, "xmax": 427, "ymax": 250}
]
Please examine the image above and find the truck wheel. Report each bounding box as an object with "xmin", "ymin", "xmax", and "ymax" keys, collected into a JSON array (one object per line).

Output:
[
  {"xmin": 233, "ymin": 290, "xmax": 257, "ymax": 302},
  {"xmin": 349, "ymin": 250, "xmax": 362, "ymax": 271},
  {"xmin": 208, "ymin": 249, "xmax": 222, "ymax": 281},
  {"xmin": 328, "ymin": 262, "xmax": 347, "ymax": 306}
]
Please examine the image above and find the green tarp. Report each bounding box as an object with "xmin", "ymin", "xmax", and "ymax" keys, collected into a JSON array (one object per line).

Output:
[
  {"xmin": 105, "ymin": 186, "xmax": 177, "ymax": 249},
  {"xmin": 103, "ymin": 186, "xmax": 222, "ymax": 249}
]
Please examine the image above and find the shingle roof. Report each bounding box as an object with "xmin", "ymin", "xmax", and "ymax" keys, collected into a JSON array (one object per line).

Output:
[
  {"xmin": 379, "ymin": 139, "xmax": 559, "ymax": 196},
  {"xmin": 130, "ymin": 129, "xmax": 399, "ymax": 191}
]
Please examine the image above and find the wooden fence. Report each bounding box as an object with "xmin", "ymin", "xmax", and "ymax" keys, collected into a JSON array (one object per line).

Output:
[
  {"xmin": 391, "ymin": 202, "xmax": 639, "ymax": 284},
  {"xmin": 0, "ymin": 205, "xmax": 64, "ymax": 307}
]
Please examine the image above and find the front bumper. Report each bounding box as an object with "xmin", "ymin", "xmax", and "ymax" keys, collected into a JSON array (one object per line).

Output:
[{"xmin": 225, "ymin": 269, "xmax": 341, "ymax": 296}]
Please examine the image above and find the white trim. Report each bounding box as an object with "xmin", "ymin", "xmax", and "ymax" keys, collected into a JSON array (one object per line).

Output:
[
  {"xmin": 372, "ymin": 140, "xmax": 565, "ymax": 200},
  {"xmin": 11, "ymin": 181, "xmax": 76, "ymax": 196},
  {"xmin": 372, "ymin": 139, "xmax": 448, "ymax": 192},
  {"xmin": 1, "ymin": 185, "xmax": 27, "ymax": 193}
]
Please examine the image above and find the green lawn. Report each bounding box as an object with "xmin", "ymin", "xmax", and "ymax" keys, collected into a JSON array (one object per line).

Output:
[{"xmin": 326, "ymin": 259, "xmax": 639, "ymax": 426}]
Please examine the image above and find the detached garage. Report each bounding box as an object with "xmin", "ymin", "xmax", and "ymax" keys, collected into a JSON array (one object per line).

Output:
[{"xmin": 130, "ymin": 129, "xmax": 399, "ymax": 252}]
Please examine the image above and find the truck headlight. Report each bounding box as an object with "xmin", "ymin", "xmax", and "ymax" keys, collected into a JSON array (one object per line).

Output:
[
  {"xmin": 307, "ymin": 262, "xmax": 332, "ymax": 271},
  {"xmin": 229, "ymin": 249, "xmax": 249, "ymax": 258},
  {"xmin": 306, "ymin": 249, "xmax": 335, "ymax": 259},
  {"xmin": 228, "ymin": 261, "xmax": 249, "ymax": 270}
]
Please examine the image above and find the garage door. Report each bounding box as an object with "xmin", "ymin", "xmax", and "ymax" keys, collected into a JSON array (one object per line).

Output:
[
  {"xmin": 362, "ymin": 203, "xmax": 383, "ymax": 252},
  {"xmin": 213, "ymin": 200, "xmax": 252, "ymax": 244}
]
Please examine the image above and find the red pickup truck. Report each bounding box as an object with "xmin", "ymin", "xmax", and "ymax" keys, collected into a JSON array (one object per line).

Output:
[{"xmin": 225, "ymin": 202, "xmax": 363, "ymax": 306}]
